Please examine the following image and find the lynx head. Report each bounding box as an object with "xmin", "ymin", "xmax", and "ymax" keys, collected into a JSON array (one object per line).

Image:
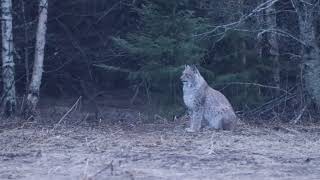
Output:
[{"xmin": 180, "ymin": 65, "xmax": 204, "ymax": 88}]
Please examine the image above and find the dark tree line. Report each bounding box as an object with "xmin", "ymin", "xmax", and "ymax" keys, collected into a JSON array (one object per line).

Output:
[{"xmin": 1, "ymin": 0, "xmax": 320, "ymax": 122}]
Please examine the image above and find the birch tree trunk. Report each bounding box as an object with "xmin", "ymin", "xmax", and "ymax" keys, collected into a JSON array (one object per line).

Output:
[
  {"xmin": 24, "ymin": 0, "xmax": 48, "ymax": 117},
  {"xmin": 1, "ymin": 0, "xmax": 16, "ymax": 116},
  {"xmin": 292, "ymin": 0, "xmax": 320, "ymax": 107}
]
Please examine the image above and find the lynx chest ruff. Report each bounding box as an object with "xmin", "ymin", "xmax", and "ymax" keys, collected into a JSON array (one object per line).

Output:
[
  {"xmin": 183, "ymin": 87, "xmax": 199, "ymax": 109},
  {"xmin": 183, "ymin": 85, "xmax": 200, "ymax": 109}
]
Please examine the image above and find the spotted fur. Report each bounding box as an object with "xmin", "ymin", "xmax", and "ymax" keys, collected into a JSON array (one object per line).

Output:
[{"xmin": 181, "ymin": 65, "xmax": 238, "ymax": 132}]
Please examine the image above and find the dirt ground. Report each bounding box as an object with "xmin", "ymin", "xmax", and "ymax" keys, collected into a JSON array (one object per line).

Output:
[{"xmin": 1, "ymin": 94, "xmax": 320, "ymax": 180}]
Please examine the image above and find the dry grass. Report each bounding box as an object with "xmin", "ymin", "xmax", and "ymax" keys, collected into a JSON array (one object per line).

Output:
[
  {"xmin": 0, "ymin": 122, "xmax": 320, "ymax": 180},
  {"xmin": 1, "ymin": 94, "xmax": 320, "ymax": 180}
]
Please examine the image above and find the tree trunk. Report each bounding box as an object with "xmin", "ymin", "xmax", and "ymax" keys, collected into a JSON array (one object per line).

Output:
[
  {"xmin": 24, "ymin": 0, "xmax": 48, "ymax": 117},
  {"xmin": 241, "ymin": 41, "xmax": 247, "ymax": 65},
  {"xmin": 1, "ymin": 0, "xmax": 16, "ymax": 116},
  {"xmin": 21, "ymin": 0, "xmax": 29, "ymax": 93},
  {"xmin": 265, "ymin": 2, "xmax": 280, "ymax": 95},
  {"xmin": 293, "ymin": 0, "xmax": 320, "ymax": 107},
  {"xmin": 299, "ymin": 17, "xmax": 320, "ymax": 106},
  {"xmin": 256, "ymin": 1, "xmax": 265, "ymax": 60},
  {"xmin": 256, "ymin": 1, "xmax": 280, "ymax": 93}
]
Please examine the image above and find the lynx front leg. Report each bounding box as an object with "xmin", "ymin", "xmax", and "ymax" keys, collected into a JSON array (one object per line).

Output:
[{"xmin": 186, "ymin": 109, "xmax": 203, "ymax": 132}]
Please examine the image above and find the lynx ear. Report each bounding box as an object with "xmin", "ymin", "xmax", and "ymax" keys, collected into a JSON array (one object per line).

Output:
[
  {"xmin": 185, "ymin": 64, "xmax": 191, "ymax": 70},
  {"xmin": 190, "ymin": 65, "xmax": 199, "ymax": 73}
]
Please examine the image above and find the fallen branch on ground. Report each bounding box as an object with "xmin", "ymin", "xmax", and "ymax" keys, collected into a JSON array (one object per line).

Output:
[{"xmin": 52, "ymin": 96, "xmax": 82, "ymax": 130}]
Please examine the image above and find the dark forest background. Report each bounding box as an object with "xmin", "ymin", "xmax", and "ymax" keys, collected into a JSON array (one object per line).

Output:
[{"xmin": 2, "ymin": 0, "xmax": 320, "ymax": 122}]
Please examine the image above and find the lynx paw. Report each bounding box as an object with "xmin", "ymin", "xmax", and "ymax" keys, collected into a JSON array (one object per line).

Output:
[{"xmin": 185, "ymin": 128, "xmax": 196, "ymax": 133}]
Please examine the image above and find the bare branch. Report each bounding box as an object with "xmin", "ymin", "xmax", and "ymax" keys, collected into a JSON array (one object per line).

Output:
[
  {"xmin": 257, "ymin": 28, "xmax": 306, "ymax": 46},
  {"xmin": 194, "ymin": 0, "xmax": 280, "ymax": 37}
]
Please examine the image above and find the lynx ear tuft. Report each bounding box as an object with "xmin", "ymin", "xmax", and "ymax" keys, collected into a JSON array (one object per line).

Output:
[
  {"xmin": 185, "ymin": 65, "xmax": 191, "ymax": 70},
  {"xmin": 190, "ymin": 65, "xmax": 199, "ymax": 73}
]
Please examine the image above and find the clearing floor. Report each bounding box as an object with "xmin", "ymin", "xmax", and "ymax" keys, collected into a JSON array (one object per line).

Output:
[
  {"xmin": 1, "ymin": 122, "xmax": 320, "ymax": 180},
  {"xmin": 1, "ymin": 94, "xmax": 320, "ymax": 180}
]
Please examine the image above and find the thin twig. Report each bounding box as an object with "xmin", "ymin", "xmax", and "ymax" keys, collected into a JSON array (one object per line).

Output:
[
  {"xmin": 216, "ymin": 82, "xmax": 288, "ymax": 93},
  {"xmin": 292, "ymin": 104, "xmax": 308, "ymax": 124},
  {"xmin": 52, "ymin": 96, "xmax": 82, "ymax": 130},
  {"xmin": 91, "ymin": 160, "xmax": 114, "ymax": 178},
  {"xmin": 130, "ymin": 82, "xmax": 143, "ymax": 105}
]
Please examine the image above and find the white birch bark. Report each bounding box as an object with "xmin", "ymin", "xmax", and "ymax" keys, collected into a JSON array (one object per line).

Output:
[
  {"xmin": 1, "ymin": 0, "xmax": 16, "ymax": 116},
  {"xmin": 25, "ymin": 0, "xmax": 48, "ymax": 116},
  {"xmin": 291, "ymin": 0, "xmax": 320, "ymax": 107}
]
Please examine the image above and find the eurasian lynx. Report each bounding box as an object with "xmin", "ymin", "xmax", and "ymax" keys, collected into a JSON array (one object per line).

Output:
[{"xmin": 181, "ymin": 65, "xmax": 237, "ymax": 132}]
